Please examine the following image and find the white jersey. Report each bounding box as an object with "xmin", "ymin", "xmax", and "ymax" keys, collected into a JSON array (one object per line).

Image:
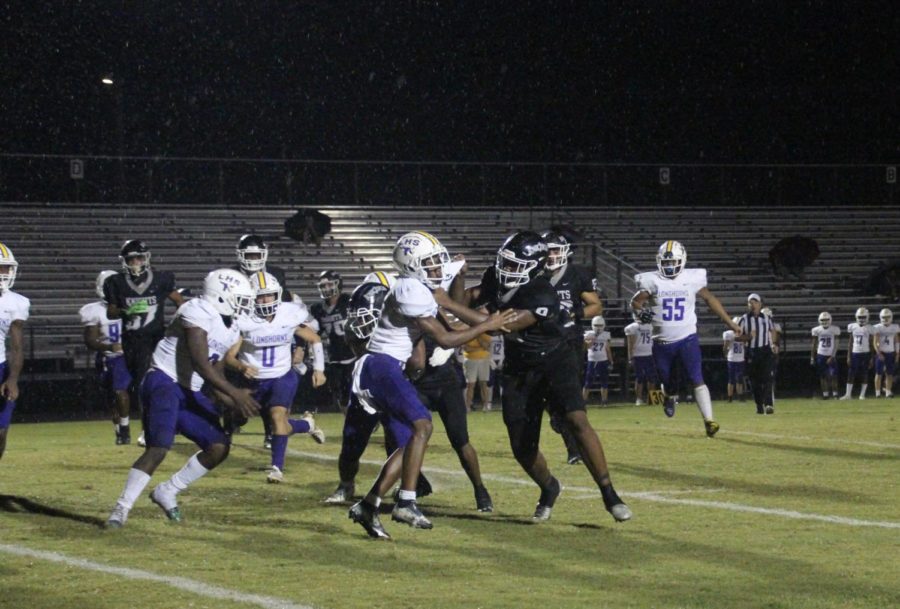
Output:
[
  {"xmin": 490, "ymin": 334, "xmax": 504, "ymax": 365},
  {"xmin": 847, "ymin": 323, "xmax": 873, "ymax": 354},
  {"xmin": 811, "ymin": 325, "xmax": 841, "ymax": 357},
  {"xmin": 236, "ymin": 302, "xmax": 309, "ymax": 379},
  {"xmin": 873, "ymin": 322, "xmax": 900, "ymax": 353},
  {"xmin": 151, "ymin": 299, "xmax": 241, "ymax": 391},
  {"xmin": 366, "ymin": 277, "xmax": 437, "ymax": 363},
  {"xmin": 79, "ymin": 300, "xmax": 124, "ymax": 358},
  {"xmin": 0, "ymin": 290, "xmax": 30, "ymax": 365},
  {"xmin": 635, "ymin": 268, "xmax": 707, "ymax": 343},
  {"xmin": 624, "ymin": 322, "xmax": 654, "ymax": 357},
  {"xmin": 723, "ymin": 330, "xmax": 745, "ymax": 362},
  {"xmin": 584, "ymin": 330, "xmax": 610, "ymax": 363}
]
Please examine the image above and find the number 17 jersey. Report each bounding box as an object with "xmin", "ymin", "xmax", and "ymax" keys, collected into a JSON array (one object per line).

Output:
[{"xmin": 635, "ymin": 268, "xmax": 707, "ymax": 343}]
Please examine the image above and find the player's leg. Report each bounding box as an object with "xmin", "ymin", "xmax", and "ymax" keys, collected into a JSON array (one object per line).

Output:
[
  {"xmin": 652, "ymin": 341, "xmax": 679, "ymax": 416},
  {"xmin": 885, "ymin": 354, "xmax": 895, "ymax": 397},
  {"xmin": 598, "ymin": 361, "xmax": 609, "ymax": 406},
  {"xmin": 678, "ymin": 335, "xmax": 718, "ymax": 434},
  {"xmin": 108, "ymin": 356, "xmax": 133, "ymax": 444}
]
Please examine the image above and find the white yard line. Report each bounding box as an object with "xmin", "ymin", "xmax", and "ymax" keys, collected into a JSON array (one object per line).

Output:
[
  {"xmin": 626, "ymin": 424, "xmax": 900, "ymax": 450},
  {"xmin": 0, "ymin": 543, "xmax": 316, "ymax": 609}
]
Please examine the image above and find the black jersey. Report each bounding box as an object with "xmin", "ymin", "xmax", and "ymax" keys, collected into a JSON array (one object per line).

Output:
[
  {"xmin": 414, "ymin": 335, "xmax": 460, "ymax": 389},
  {"xmin": 548, "ymin": 263, "xmax": 596, "ymax": 342},
  {"xmin": 232, "ymin": 263, "xmax": 291, "ymax": 301},
  {"xmin": 103, "ymin": 270, "xmax": 177, "ymax": 339},
  {"xmin": 475, "ymin": 267, "xmax": 567, "ymax": 368},
  {"xmin": 310, "ymin": 293, "xmax": 354, "ymax": 364}
]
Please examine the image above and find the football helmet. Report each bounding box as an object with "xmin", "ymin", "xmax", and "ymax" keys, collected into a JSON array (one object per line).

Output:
[
  {"xmin": 203, "ymin": 268, "xmax": 255, "ymax": 317},
  {"xmin": 249, "ymin": 271, "xmax": 282, "ymax": 317},
  {"xmin": 317, "ymin": 270, "xmax": 343, "ymax": 299},
  {"xmin": 496, "ymin": 231, "xmax": 548, "ymax": 289},
  {"xmin": 95, "ymin": 270, "xmax": 117, "ymax": 300},
  {"xmin": 540, "ymin": 230, "xmax": 571, "ymax": 272},
  {"xmin": 236, "ymin": 234, "xmax": 268, "ymax": 273},
  {"xmin": 392, "ymin": 231, "xmax": 451, "ymax": 290},
  {"xmin": 346, "ymin": 281, "xmax": 391, "ymax": 340},
  {"xmin": 120, "ymin": 240, "xmax": 151, "ymax": 277},
  {"xmin": 656, "ymin": 240, "xmax": 686, "ymax": 279},
  {"xmin": 0, "ymin": 243, "xmax": 17, "ymax": 292},
  {"xmin": 818, "ymin": 311, "xmax": 831, "ymax": 328},
  {"xmin": 880, "ymin": 308, "xmax": 893, "ymax": 324},
  {"xmin": 855, "ymin": 307, "xmax": 869, "ymax": 325},
  {"xmin": 591, "ymin": 316, "xmax": 606, "ymax": 332}
]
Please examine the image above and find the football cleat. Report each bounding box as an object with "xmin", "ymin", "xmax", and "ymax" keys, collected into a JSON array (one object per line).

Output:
[
  {"xmin": 349, "ymin": 501, "xmax": 391, "ymax": 540},
  {"xmin": 663, "ymin": 395, "xmax": 677, "ymax": 418},
  {"xmin": 391, "ymin": 502, "xmax": 433, "ymax": 529},
  {"xmin": 136, "ymin": 432, "xmax": 146, "ymax": 447},
  {"xmin": 150, "ymin": 483, "xmax": 182, "ymax": 522},
  {"xmin": 324, "ymin": 483, "xmax": 354, "ymax": 504},
  {"xmin": 704, "ymin": 420, "xmax": 720, "ymax": 437},
  {"xmin": 119, "ymin": 425, "xmax": 131, "ymax": 445},
  {"xmin": 301, "ymin": 412, "xmax": 326, "ymax": 444},
  {"xmin": 566, "ymin": 453, "xmax": 582, "ymax": 465},
  {"xmin": 266, "ymin": 465, "xmax": 284, "ymax": 484},
  {"xmin": 533, "ymin": 477, "xmax": 561, "ymax": 521},
  {"xmin": 608, "ymin": 503, "xmax": 633, "ymax": 522},
  {"xmin": 765, "ymin": 406, "xmax": 775, "ymax": 414},
  {"xmin": 115, "ymin": 429, "xmax": 123, "ymax": 445},
  {"xmin": 474, "ymin": 485, "xmax": 494, "ymax": 513},
  {"xmin": 264, "ymin": 434, "xmax": 273, "ymax": 450},
  {"xmin": 105, "ymin": 504, "xmax": 129, "ymax": 529}
]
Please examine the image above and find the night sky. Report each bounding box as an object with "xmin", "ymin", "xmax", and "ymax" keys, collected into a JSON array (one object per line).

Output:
[{"xmin": 4, "ymin": 1, "xmax": 898, "ymax": 163}]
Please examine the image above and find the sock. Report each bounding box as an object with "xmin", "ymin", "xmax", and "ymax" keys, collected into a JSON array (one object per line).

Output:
[
  {"xmin": 120, "ymin": 417, "xmax": 130, "ymax": 427},
  {"xmin": 271, "ymin": 435, "xmax": 288, "ymax": 469},
  {"xmin": 822, "ymin": 392, "xmax": 828, "ymax": 398},
  {"xmin": 859, "ymin": 384, "xmax": 867, "ymax": 398},
  {"xmin": 694, "ymin": 384, "xmax": 713, "ymax": 421},
  {"xmin": 167, "ymin": 452, "xmax": 210, "ymax": 492},
  {"xmin": 288, "ymin": 419, "xmax": 311, "ymax": 435},
  {"xmin": 599, "ymin": 482, "xmax": 622, "ymax": 508},
  {"xmin": 364, "ymin": 493, "xmax": 382, "ymax": 508},
  {"xmin": 114, "ymin": 422, "xmax": 120, "ymax": 432},
  {"xmin": 845, "ymin": 383, "xmax": 853, "ymax": 396},
  {"xmin": 116, "ymin": 468, "xmax": 151, "ymax": 510},
  {"xmin": 397, "ymin": 489, "xmax": 417, "ymax": 507}
]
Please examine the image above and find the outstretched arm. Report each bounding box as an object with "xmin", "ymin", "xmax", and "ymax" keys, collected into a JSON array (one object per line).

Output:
[
  {"xmin": 415, "ymin": 310, "xmax": 516, "ymax": 349},
  {"xmin": 698, "ymin": 287, "xmax": 741, "ymax": 334}
]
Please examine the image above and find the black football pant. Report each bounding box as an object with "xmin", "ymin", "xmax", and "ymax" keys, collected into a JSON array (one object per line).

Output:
[{"xmin": 747, "ymin": 347, "xmax": 774, "ymax": 413}]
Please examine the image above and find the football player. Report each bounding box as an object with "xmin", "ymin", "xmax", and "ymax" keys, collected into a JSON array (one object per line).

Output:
[
  {"xmin": 105, "ymin": 269, "xmax": 260, "ymax": 528},
  {"xmin": 80, "ymin": 270, "xmax": 132, "ymax": 444},
  {"xmin": 441, "ymin": 231, "xmax": 631, "ymax": 523},
  {"xmin": 225, "ymin": 271, "xmax": 327, "ymax": 484},
  {"xmin": 624, "ymin": 310, "xmax": 657, "ymax": 405},
  {"xmin": 841, "ymin": 308, "xmax": 873, "ymax": 400},
  {"xmin": 310, "ymin": 270, "xmax": 355, "ymax": 413},
  {"xmin": 631, "ymin": 240, "xmax": 741, "ymax": 437},
  {"xmin": 104, "ymin": 240, "xmax": 185, "ymax": 444},
  {"xmin": 347, "ymin": 232, "xmax": 514, "ymax": 539},
  {"xmin": 0, "ymin": 243, "xmax": 28, "ymax": 462},
  {"xmin": 723, "ymin": 317, "xmax": 745, "ymax": 403},
  {"xmin": 582, "ymin": 316, "xmax": 612, "ymax": 405},
  {"xmin": 872, "ymin": 308, "xmax": 898, "ymax": 398},
  {"xmin": 810, "ymin": 312, "xmax": 841, "ymax": 399}
]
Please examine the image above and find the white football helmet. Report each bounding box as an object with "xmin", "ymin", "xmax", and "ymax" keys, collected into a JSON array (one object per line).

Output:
[
  {"xmin": 236, "ymin": 234, "xmax": 268, "ymax": 273},
  {"xmin": 392, "ymin": 231, "xmax": 451, "ymax": 290},
  {"xmin": 249, "ymin": 271, "xmax": 282, "ymax": 317},
  {"xmin": 880, "ymin": 308, "xmax": 893, "ymax": 324},
  {"xmin": 203, "ymin": 269, "xmax": 255, "ymax": 317},
  {"xmin": 656, "ymin": 240, "xmax": 686, "ymax": 279},
  {"xmin": 95, "ymin": 270, "xmax": 117, "ymax": 300},
  {"xmin": 0, "ymin": 243, "xmax": 18, "ymax": 292},
  {"xmin": 591, "ymin": 315, "xmax": 606, "ymax": 332},
  {"xmin": 818, "ymin": 311, "xmax": 831, "ymax": 328},
  {"xmin": 855, "ymin": 307, "xmax": 869, "ymax": 324}
]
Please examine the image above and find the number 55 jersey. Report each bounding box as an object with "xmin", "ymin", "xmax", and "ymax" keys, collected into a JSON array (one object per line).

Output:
[{"xmin": 634, "ymin": 268, "xmax": 707, "ymax": 342}]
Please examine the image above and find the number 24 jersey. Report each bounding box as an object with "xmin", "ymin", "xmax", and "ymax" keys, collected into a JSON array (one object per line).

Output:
[{"xmin": 635, "ymin": 268, "xmax": 707, "ymax": 343}]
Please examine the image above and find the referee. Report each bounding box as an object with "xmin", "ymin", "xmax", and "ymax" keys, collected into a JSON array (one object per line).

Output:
[{"xmin": 740, "ymin": 293, "xmax": 776, "ymax": 415}]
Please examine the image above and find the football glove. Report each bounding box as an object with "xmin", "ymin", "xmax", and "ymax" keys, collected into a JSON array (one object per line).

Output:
[
  {"xmin": 638, "ymin": 308, "xmax": 654, "ymax": 324},
  {"xmin": 124, "ymin": 300, "xmax": 149, "ymax": 316}
]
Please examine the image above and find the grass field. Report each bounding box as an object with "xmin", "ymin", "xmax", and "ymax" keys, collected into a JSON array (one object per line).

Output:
[{"xmin": 1, "ymin": 398, "xmax": 898, "ymax": 609}]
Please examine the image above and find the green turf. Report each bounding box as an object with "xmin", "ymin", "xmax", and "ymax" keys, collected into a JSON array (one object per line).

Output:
[{"xmin": 1, "ymin": 398, "xmax": 898, "ymax": 609}]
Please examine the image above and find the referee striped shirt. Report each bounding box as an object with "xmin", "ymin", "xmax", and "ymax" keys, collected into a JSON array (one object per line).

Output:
[{"xmin": 740, "ymin": 312, "xmax": 774, "ymax": 350}]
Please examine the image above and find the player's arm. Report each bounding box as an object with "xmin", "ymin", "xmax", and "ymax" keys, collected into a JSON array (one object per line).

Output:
[
  {"xmin": 0, "ymin": 320, "xmax": 24, "ymax": 401},
  {"xmin": 184, "ymin": 325, "xmax": 259, "ymax": 418},
  {"xmin": 224, "ymin": 337, "xmax": 258, "ymax": 379},
  {"xmin": 605, "ymin": 339, "xmax": 613, "ymax": 366},
  {"xmin": 433, "ymin": 287, "xmax": 491, "ymax": 327},
  {"xmin": 405, "ymin": 338, "xmax": 427, "ymax": 381},
  {"xmin": 167, "ymin": 289, "xmax": 186, "ymax": 308},
  {"xmin": 448, "ymin": 255, "xmax": 469, "ymax": 304},
  {"xmin": 724, "ymin": 337, "xmax": 732, "ymax": 359},
  {"xmin": 770, "ymin": 326, "xmax": 780, "ymax": 354},
  {"xmin": 697, "ymin": 287, "xmax": 741, "ymax": 334},
  {"xmin": 415, "ymin": 309, "xmax": 516, "ymax": 349},
  {"xmin": 846, "ymin": 335, "xmax": 852, "ymax": 364},
  {"xmin": 810, "ymin": 336, "xmax": 817, "ymax": 364},
  {"xmin": 627, "ymin": 333, "xmax": 636, "ymax": 361},
  {"xmin": 83, "ymin": 324, "xmax": 122, "ymax": 354},
  {"xmin": 580, "ymin": 290, "xmax": 602, "ymax": 319},
  {"xmin": 630, "ymin": 289, "xmax": 651, "ymax": 318},
  {"xmin": 295, "ymin": 325, "xmax": 325, "ymax": 387}
]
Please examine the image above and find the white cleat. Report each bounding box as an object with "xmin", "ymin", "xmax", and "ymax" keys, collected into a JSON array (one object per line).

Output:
[
  {"xmin": 266, "ymin": 466, "xmax": 284, "ymax": 484},
  {"xmin": 105, "ymin": 504, "xmax": 129, "ymax": 529},
  {"xmin": 609, "ymin": 503, "xmax": 633, "ymax": 522},
  {"xmin": 635, "ymin": 399, "xmax": 645, "ymax": 406},
  {"xmin": 859, "ymin": 395, "xmax": 866, "ymax": 400},
  {"xmin": 137, "ymin": 432, "xmax": 146, "ymax": 447},
  {"xmin": 838, "ymin": 395, "xmax": 851, "ymax": 401},
  {"xmin": 302, "ymin": 412, "xmax": 326, "ymax": 444},
  {"xmin": 324, "ymin": 484, "xmax": 354, "ymax": 504}
]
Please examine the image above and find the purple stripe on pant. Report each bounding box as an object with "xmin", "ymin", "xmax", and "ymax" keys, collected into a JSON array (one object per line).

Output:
[{"xmin": 141, "ymin": 369, "xmax": 229, "ymax": 450}]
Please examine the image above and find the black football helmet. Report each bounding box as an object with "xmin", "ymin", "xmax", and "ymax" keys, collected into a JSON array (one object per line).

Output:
[
  {"xmin": 496, "ymin": 231, "xmax": 548, "ymax": 289},
  {"xmin": 317, "ymin": 270, "xmax": 343, "ymax": 299},
  {"xmin": 119, "ymin": 239, "xmax": 151, "ymax": 277},
  {"xmin": 346, "ymin": 281, "xmax": 390, "ymax": 340},
  {"xmin": 236, "ymin": 234, "xmax": 268, "ymax": 273},
  {"xmin": 540, "ymin": 230, "xmax": 572, "ymax": 272}
]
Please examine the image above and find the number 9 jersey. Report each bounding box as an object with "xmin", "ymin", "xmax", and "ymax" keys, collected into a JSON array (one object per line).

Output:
[{"xmin": 634, "ymin": 268, "xmax": 707, "ymax": 343}]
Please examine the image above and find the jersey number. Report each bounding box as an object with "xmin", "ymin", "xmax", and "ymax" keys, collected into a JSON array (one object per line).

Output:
[
  {"xmin": 855, "ymin": 335, "xmax": 863, "ymax": 345},
  {"xmin": 108, "ymin": 322, "xmax": 121, "ymax": 343},
  {"xmin": 661, "ymin": 297, "xmax": 685, "ymax": 322},
  {"xmin": 821, "ymin": 337, "xmax": 832, "ymax": 348},
  {"xmin": 261, "ymin": 346, "xmax": 276, "ymax": 368}
]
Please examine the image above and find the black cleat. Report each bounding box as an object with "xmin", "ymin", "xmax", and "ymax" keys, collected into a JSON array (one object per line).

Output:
[
  {"xmin": 474, "ymin": 485, "xmax": 494, "ymax": 512},
  {"xmin": 566, "ymin": 453, "xmax": 582, "ymax": 465},
  {"xmin": 533, "ymin": 477, "xmax": 561, "ymax": 521},
  {"xmin": 119, "ymin": 425, "xmax": 131, "ymax": 445},
  {"xmin": 349, "ymin": 501, "xmax": 391, "ymax": 540},
  {"xmin": 663, "ymin": 396, "xmax": 677, "ymax": 418}
]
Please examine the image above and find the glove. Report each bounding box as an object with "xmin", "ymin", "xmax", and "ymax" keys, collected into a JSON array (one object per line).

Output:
[
  {"xmin": 638, "ymin": 308, "xmax": 654, "ymax": 324},
  {"xmin": 124, "ymin": 300, "xmax": 149, "ymax": 316},
  {"xmin": 293, "ymin": 362, "xmax": 308, "ymax": 376},
  {"xmin": 429, "ymin": 347, "xmax": 455, "ymax": 367}
]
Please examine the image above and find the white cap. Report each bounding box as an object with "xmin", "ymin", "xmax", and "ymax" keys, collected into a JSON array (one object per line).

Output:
[{"xmin": 747, "ymin": 293, "xmax": 761, "ymax": 302}]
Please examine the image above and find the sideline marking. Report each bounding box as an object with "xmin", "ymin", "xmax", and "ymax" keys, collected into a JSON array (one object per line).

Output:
[{"xmin": 0, "ymin": 543, "xmax": 316, "ymax": 609}]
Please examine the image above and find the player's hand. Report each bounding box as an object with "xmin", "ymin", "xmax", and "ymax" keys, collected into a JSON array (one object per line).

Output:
[
  {"xmin": 453, "ymin": 254, "xmax": 468, "ymax": 275},
  {"xmin": 729, "ymin": 320, "xmax": 743, "ymax": 335},
  {"xmin": 638, "ymin": 308, "xmax": 654, "ymax": 324},
  {"xmin": 432, "ymin": 287, "xmax": 451, "ymax": 307},
  {"xmin": 312, "ymin": 370, "xmax": 326, "ymax": 388},
  {"xmin": 228, "ymin": 388, "xmax": 260, "ymax": 419},
  {"xmin": 124, "ymin": 300, "xmax": 149, "ymax": 316},
  {"xmin": 240, "ymin": 364, "xmax": 259, "ymax": 379},
  {"xmin": 487, "ymin": 309, "xmax": 518, "ymax": 332},
  {"xmin": 111, "ymin": 343, "xmax": 124, "ymax": 353},
  {"xmin": 0, "ymin": 380, "xmax": 19, "ymax": 401},
  {"xmin": 293, "ymin": 362, "xmax": 308, "ymax": 376}
]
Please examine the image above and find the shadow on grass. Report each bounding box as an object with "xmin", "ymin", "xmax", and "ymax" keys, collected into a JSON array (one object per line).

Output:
[
  {"xmin": 0, "ymin": 495, "xmax": 105, "ymax": 528},
  {"xmin": 720, "ymin": 436, "xmax": 900, "ymax": 461}
]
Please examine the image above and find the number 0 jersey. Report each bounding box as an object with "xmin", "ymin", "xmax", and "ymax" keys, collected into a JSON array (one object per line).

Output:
[
  {"xmin": 635, "ymin": 268, "xmax": 707, "ymax": 343},
  {"xmin": 0, "ymin": 290, "xmax": 30, "ymax": 365},
  {"xmin": 235, "ymin": 301, "xmax": 310, "ymax": 379},
  {"xmin": 150, "ymin": 299, "xmax": 241, "ymax": 391},
  {"xmin": 79, "ymin": 300, "xmax": 124, "ymax": 358}
]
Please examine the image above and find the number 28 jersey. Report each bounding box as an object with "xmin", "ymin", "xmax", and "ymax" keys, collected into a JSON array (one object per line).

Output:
[{"xmin": 635, "ymin": 268, "xmax": 707, "ymax": 343}]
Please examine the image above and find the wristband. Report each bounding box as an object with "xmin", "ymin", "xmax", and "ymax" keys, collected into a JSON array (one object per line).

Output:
[{"xmin": 311, "ymin": 342, "xmax": 325, "ymax": 371}]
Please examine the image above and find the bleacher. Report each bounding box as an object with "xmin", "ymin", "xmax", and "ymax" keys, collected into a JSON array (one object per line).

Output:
[{"xmin": 2, "ymin": 202, "xmax": 896, "ymax": 370}]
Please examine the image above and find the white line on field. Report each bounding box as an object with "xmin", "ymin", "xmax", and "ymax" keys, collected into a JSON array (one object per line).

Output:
[
  {"xmin": 282, "ymin": 447, "xmax": 900, "ymax": 530},
  {"xmin": 0, "ymin": 543, "xmax": 316, "ymax": 609},
  {"xmin": 628, "ymin": 424, "xmax": 900, "ymax": 450}
]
